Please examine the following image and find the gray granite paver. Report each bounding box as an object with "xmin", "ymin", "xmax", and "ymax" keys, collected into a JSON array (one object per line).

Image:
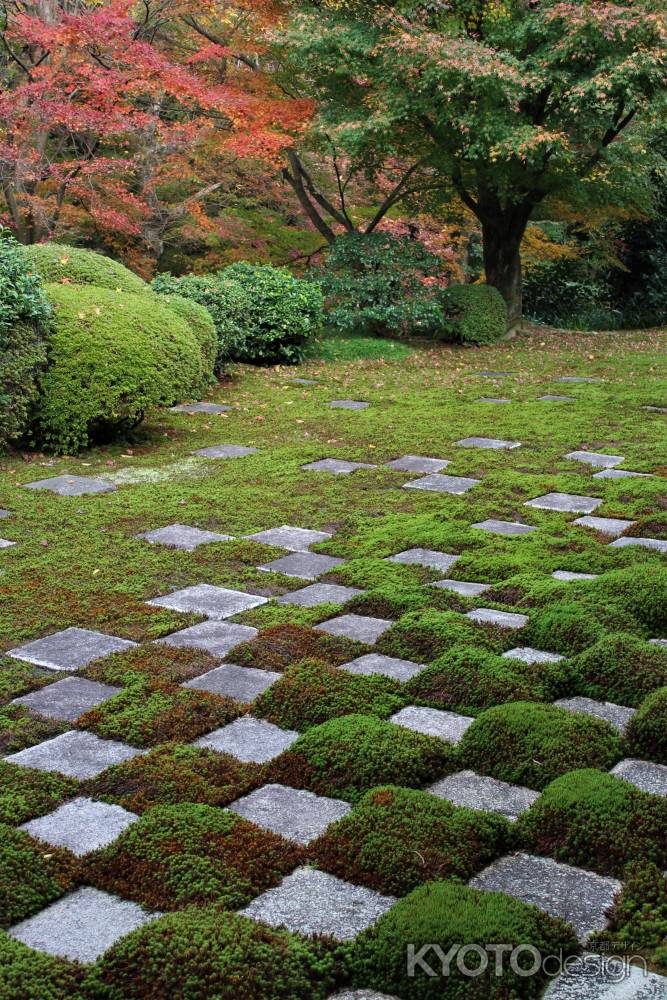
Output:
[
  {"xmin": 12, "ymin": 676, "xmax": 121, "ymax": 722},
  {"xmin": 23, "ymin": 476, "xmax": 116, "ymax": 496},
  {"xmin": 183, "ymin": 664, "xmax": 281, "ymax": 703},
  {"xmin": 430, "ymin": 579, "xmax": 492, "ymax": 597},
  {"xmin": 193, "ymin": 444, "xmax": 258, "ymax": 459},
  {"xmin": 525, "ymin": 493, "xmax": 602, "ymax": 514},
  {"xmin": 8, "ymin": 887, "xmax": 159, "ymax": 962},
  {"xmin": 572, "ymin": 516, "xmax": 635, "ymax": 537},
  {"xmin": 456, "ymin": 436, "xmax": 521, "ymax": 450},
  {"xmin": 291, "ymin": 378, "xmax": 318, "ymax": 385},
  {"xmin": 477, "ymin": 397, "xmax": 511, "ymax": 403},
  {"xmin": 467, "ymin": 609, "xmax": 529, "ymax": 629},
  {"xmin": 7, "ymin": 627, "xmax": 137, "ymax": 672},
  {"xmin": 147, "ymin": 584, "xmax": 267, "ymax": 619},
  {"xmin": 258, "ymin": 551, "xmax": 344, "ymax": 580},
  {"xmin": 471, "ymin": 519, "xmax": 536, "ymax": 536},
  {"xmin": 329, "ymin": 993, "xmax": 400, "ymax": 1000},
  {"xmin": 229, "ymin": 785, "xmax": 351, "ymax": 845},
  {"xmin": 555, "ymin": 697, "xmax": 636, "ymax": 734},
  {"xmin": 565, "ymin": 451, "xmax": 624, "ymax": 468},
  {"xmin": 340, "ymin": 654, "xmax": 425, "ymax": 683},
  {"xmin": 195, "ymin": 717, "xmax": 298, "ymax": 763},
  {"xmin": 390, "ymin": 705, "xmax": 473, "ymax": 744},
  {"xmin": 593, "ymin": 469, "xmax": 652, "ymax": 480},
  {"xmin": 611, "ymin": 759, "xmax": 667, "ymax": 796},
  {"xmin": 303, "ymin": 458, "xmax": 377, "ymax": 474},
  {"xmin": 650, "ymin": 639, "xmax": 667, "ymax": 648},
  {"xmin": 557, "ymin": 377, "xmax": 598, "ymax": 383},
  {"xmin": 277, "ymin": 583, "xmax": 364, "ymax": 607},
  {"xmin": 386, "ymin": 548, "xmax": 460, "ymax": 572},
  {"xmin": 469, "ymin": 852, "xmax": 621, "ymax": 942},
  {"xmin": 386, "ymin": 455, "xmax": 450, "ymax": 474},
  {"xmin": 552, "ymin": 570, "xmax": 600, "ymax": 581},
  {"xmin": 240, "ymin": 867, "xmax": 395, "ymax": 940},
  {"xmin": 5, "ymin": 730, "xmax": 144, "ymax": 779},
  {"xmin": 0, "ymin": 508, "xmax": 10, "ymax": 518},
  {"xmin": 538, "ymin": 395, "xmax": 574, "ymax": 402},
  {"xmin": 403, "ymin": 473, "xmax": 481, "ymax": 495},
  {"xmin": 136, "ymin": 523, "xmax": 233, "ymax": 550},
  {"xmin": 315, "ymin": 614, "xmax": 394, "ymax": 643},
  {"xmin": 0, "ymin": 538, "xmax": 15, "ymax": 548},
  {"xmin": 429, "ymin": 770, "xmax": 539, "ymax": 821},
  {"xmin": 156, "ymin": 621, "xmax": 258, "ymax": 656},
  {"xmin": 502, "ymin": 647, "xmax": 564, "ymax": 665},
  {"xmin": 544, "ymin": 958, "xmax": 667, "ymax": 998},
  {"xmin": 245, "ymin": 525, "xmax": 333, "ymax": 550},
  {"xmin": 170, "ymin": 402, "xmax": 232, "ymax": 413},
  {"xmin": 477, "ymin": 371, "xmax": 514, "ymax": 377},
  {"xmin": 20, "ymin": 797, "xmax": 138, "ymax": 856},
  {"xmin": 328, "ymin": 400, "xmax": 369, "ymax": 410},
  {"xmin": 609, "ymin": 537, "xmax": 667, "ymax": 554}
]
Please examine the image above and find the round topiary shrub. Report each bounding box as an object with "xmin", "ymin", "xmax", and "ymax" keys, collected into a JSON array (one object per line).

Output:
[
  {"xmin": 158, "ymin": 294, "xmax": 217, "ymax": 381},
  {"xmin": 347, "ymin": 880, "xmax": 579, "ymax": 999},
  {"xmin": 23, "ymin": 243, "xmax": 147, "ymax": 293},
  {"xmin": 33, "ymin": 284, "xmax": 210, "ymax": 452},
  {"xmin": 571, "ymin": 633, "xmax": 667, "ymax": 707},
  {"xmin": 436, "ymin": 283, "xmax": 508, "ymax": 345},
  {"xmin": 458, "ymin": 702, "xmax": 621, "ymax": 790},
  {"xmin": 626, "ymin": 687, "xmax": 667, "ymax": 763}
]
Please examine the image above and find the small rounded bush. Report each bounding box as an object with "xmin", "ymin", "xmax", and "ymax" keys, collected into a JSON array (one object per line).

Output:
[
  {"xmin": 34, "ymin": 284, "xmax": 210, "ymax": 452},
  {"xmin": 459, "ymin": 702, "xmax": 621, "ymax": 790},
  {"xmin": 524, "ymin": 600, "xmax": 637, "ymax": 656},
  {"xmin": 23, "ymin": 243, "xmax": 147, "ymax": 293},
  {"xmin": 437, "ymin": 283, "xmax": 508, "ymax": 345},
  {"xmin": 626, "ymin": 687, "xmax": 667, "ymax": 763},
  {"xmin": 517, "ymin": 769, "xmax": 667, "ymax": 877},
  {"xmin": 347, "ymin": 881, "xmax": 579, "ymax": 999},
  {"xmin": 572, "ymin": 633, "xmax": 667, "ymax": 707},
  {"xmin": 269, "ymin": 714, "xmax": 454, "ymax": 802}
]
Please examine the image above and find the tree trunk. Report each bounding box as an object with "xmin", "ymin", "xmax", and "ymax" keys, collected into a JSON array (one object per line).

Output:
[{"xmin": 481, "ymin": 220, "xmax": 525, "ymax": 329}]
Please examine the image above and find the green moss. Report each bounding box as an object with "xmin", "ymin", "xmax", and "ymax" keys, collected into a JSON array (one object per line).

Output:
[
  {"xmin": 231, "ymin": 624, "xmax": 361, "ymax": 672},
  {"xmin": 592, "ymin": 862, "xmax": 667, "ymax": 972},
  {"xmin": 0, "ymin": 657, "xmax": 49, "ymax": 705},
  {"xmin": 377, "ymin": 609, "xmax": 495, "ymax": 662},
  {"xmin": 0, "ymin": 703, "xmax": 67, "ymax": 755},
  {"xmin": 83, "ymin": 644, "xmax": 221, "ymax": 687},
  {"xmin": 0, "ymin": 761, "xmax": 78, "ymax": 826},
  {"xmin": 626, "ymin": 687, "xmax": 667, "ymax": 764},
  {"xmin": 524, "ymin": 600, "xmax": 637, "ymax": 656},
  {"xmin": 0, "ymin": 824, "xmax": 79, "ymax": 928},
  {"xmin": 459, "ymin": 702, "xmax": 621, "ymax": 790},
  {"xmin": 588, "ymin": 564, "xmax": 667, "ymax": 634},
  {"xmin": 23, "ymin": 243, "xmax": 147, "ymax": 293},
  {"xmin": 572, "ymin": 633, "xmax": 667, "ymax": 707},
  {"xmin": 0, "ymin": 933, "xmax": 84, "ymax": 1000}
]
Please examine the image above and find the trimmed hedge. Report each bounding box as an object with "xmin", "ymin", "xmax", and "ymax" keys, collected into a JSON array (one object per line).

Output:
[
  {"xmin": 437, "ymin": 283, "xmax": 508, "ymax": 345},
  {"xmin": 158, "ymin": 294, "xmax": 217, "ymax": 381},
  {"xmin": 23, "ymin": 242, "xmax": 147, "ymax": 293},
  {"xmin": 626, "ymin": 687, "xmax": 667, "ymax": 764},
  {"xmin": 572, "ymin": 633, "xmax": 667, "ymax": 707}
]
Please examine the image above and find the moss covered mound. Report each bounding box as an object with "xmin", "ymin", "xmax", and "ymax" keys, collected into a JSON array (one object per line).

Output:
[
  {"xmin": 571, "ymin": 633, "xmax": 667, "ymax": 707},
  {"xmin": 24, "ymin": 243, "xmax": 148, "ymax": 293}
]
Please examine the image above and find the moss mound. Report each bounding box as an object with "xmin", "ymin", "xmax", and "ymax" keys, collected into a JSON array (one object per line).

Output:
[
  {"xmin": 378, "ymin": 609, "xmax": 494, "ymax": 662},
  {"xmin": 572, "ymin": 633, "xmax": 667, "ymax": 707},
  {"xmin": 24, "ymin": 243, "xmax": 147, "ymax": 293},
  {"xmin": 626, "ymin": 687, "xmax": 667, "ymax": 764},
  {"xmin": 0, "ymin": 933, "xmax": 85, "ymax": 1000},
  {"xmin": 0, "ymin": 824, "xmax": 79, "ymax": 928}
]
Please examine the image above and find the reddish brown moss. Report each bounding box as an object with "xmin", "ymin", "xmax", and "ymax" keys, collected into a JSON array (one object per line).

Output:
[
  {"xmin": 231, "ymin": 624, "xmax": 362, "ymax": 672},
  {"xmin": 84, "ymin": 644, "xmax": 220, "ymax": 687}
]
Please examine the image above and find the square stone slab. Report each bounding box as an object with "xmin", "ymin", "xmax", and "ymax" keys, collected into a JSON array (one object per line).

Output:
[
  {"xmin": 456, "ymin": 436, "xmax": 521, "ymax": 450},
  {"xmin": 245, "ymin": 525, "xmax": 333, "ymax": 551},
  {"xmin": 552, "ymin": 570, "xmax": 600, "ymax": 581},
  {"xmin": 183, "ymin": 664, "xmax": 281, "ymax": 703},
  {"xmin": 291, "ymin": 378, "xmax": 318, "ymax": 385},
  {"xmin": 467, "ymin": 609, "xmax": 529, "ymax": 629},
  {"xmin": 544, "ymin": 957, "xmax": 667, "ymax": 998},
  {"xmin": 557, "ymin": 377, "xmax": 598, "ymax": 383},
  {"xmin": 156, "ymin": 621, "xmax": 258, "ymax": 656},
  {"xmin": 386, "ymin": 548, "xmax": 460, "ymax": 573},
  {"xmin": 525, "ymin": 493, "xmax": 602, "ymax": 514},
  {"xmin": 609, "ymin": 537, "xmax": 667, "ymax": 553},
  {"xmin": 572, "ymin": 516, "xmax": 635, "ymax": 537},
  {"xmin": 390, "ymin": 706, "xmax": 473, "ymax": 744},
  {"xmin": 328, "ymin": 400, "xmax": 369, "ymax": 410},
  {"xmin": 650, "ymin": 638, "xmax": 667, "ymax": 648},
  {"xmin": 7, "ymin": 627, "xmax": 137, "ymax": 672},
  {"xmin": 0, "ymin": 538, "xmax": 15, "ymax": 548},
  {"xmin": 593, "ymin": 468, "xmax": 652, "ymax": 480},
  {"xmin": 302, "ymin": 458, "xmax": 377, "ymax": 474},
  {"xmin": 23, "ymin": 475, "xmax": 116, "ymax": 496},
  {"xmin": 8, "ymin": 887, "xmax": 159, "ymax": 963},
  {"xmin": 644, "ymin": 405, "xmax": 667, "ymax": 413},
  {"xmin": 329, "ymin": 993, "xmax": 401, "ymax": 1000},
  {"xmin": 277, "ymin": 583, "xmax": 364, "ymax": 607},
  {"xmin": 565, "ymin": 450, "xmax": 624, "ymax": 469},
  {"xmin": 340, "ymin": 654, "xmax": 425, "ymax": 683},
  {"xmin": 477, "ymin": 371, "xmax": 514, "ymax": 378},
  {"xmin": 193, "ymin": 444, "xmax": 258, "ymax": 459},
  {"xmin": 0, "ymin": 508, "xmax": 10, "ymax": 518},
  {"xmin": 315, "ymin": 614, "xmax": 394, "ymax": 644},
  {"xmin": 195, "ymin": 717, "xmax": 298, "ymax": 763},
  {"xmin": 477, "ymin": 397, "xmax": 511, "ymax": 404},
  {"xmin": 240, "ymin": 867, "xmax": 395, "ymax": 941},
  {"xmin": 20, "ymin": 797, "xmax": 138, "ymax": 856},
  {"xmin": 502, "ymin": 647, "xmax": 564, "ymax": 665},
  {"xmin": 555, "ymin": 697, "xmax": 636, "ymax": 734},
  {"xmin": 5, "ymin": 731, "xmax": 144, "ymax": 779},
  {"xmin": 136, "ymin": 523, "xmax": 233, "ymax": 550},
  {"xmin": 403, "ymin": 473, "xmax": 481, "ymax": 495},
  {"xmin": 170, "ymin": 401, "xmax": 232, "ymax": 414},
  {"xmin": 12, "ymin": 676, "xmax": 121, "ymax": 722},
  {"xmin": 431, "ymin": 579, "xmax": 492, "ymax": 597},
  {"xmin": 228, "ymin": 784, "xmax": 351, "ymax": 845},
  {"xmin": 538, "ymin": 395, "xmax": 574, "ymax": 402},
  {"xmin": 611, "ymin": 759, "xmax": 667, "ymax": 796},
  {"xmin": 386, "ymin": 455, "xmax": 450, "ymax": 474},
  {"xmin": 147, "ymin": 584, "xmax": 267, "ymax": 620},
  {"xmin": 429, "ymin": 770, "xmax": 539, "ymax": 821},
  {"xmin": 471, "ymin": 519, "xmax": 536, "ymax": 536},
  {"xmin": 258, "ymin": 551, "xmax": 344, "ymax": 580},
  {"xmin": 469, "ymin": 852, "xmax": 621, "ymax": 943}
]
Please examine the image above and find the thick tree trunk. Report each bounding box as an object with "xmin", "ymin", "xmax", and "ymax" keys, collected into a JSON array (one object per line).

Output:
[{"xmin": 481, "ymin": 221, "xmax": 525, "ymax": 329}]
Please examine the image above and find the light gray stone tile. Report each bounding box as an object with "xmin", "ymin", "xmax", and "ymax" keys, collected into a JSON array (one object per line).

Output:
[
  {"xmin": 609, "ymin": 537, "xmax": 667, "ymax": 554},
  {"xmin": 430, "ymin": 579, "xmax": 492, "ymax": 597},
  {"xmin": 155, "ymin": 621, "xmax": 258, "ymax": 656},
  {"xmin": 7, "ymin": 627, "xmax": 137, "ymax": 672},
  {"xmin": 170, "ymin": 402, "xmax": 232, "ymax": 413},
  {"xmin": 477, "ymin": 371, "xmax": 514, "ymax": 378},
  {"xmin": 525, "ymin": 493, "xmax": 602, "ymax": 514},
  {"xmin": 467, "ymin": 608, "xmax": 529, "ymax": 629},
  {"xmin": 5, "ymin": 731, "xmax": 144, "ymax": 779},
  {"xmin": 477, "ymin": 397, "xmax": 511, "ymax": 404},
  {"xmin": 228, "ymin": 784, "xmax": 351, "ymax": 845},
  {"xmin": 328, "ymin": 400, "xmax": 369, "ymax": 410},
  {"xmin": 0, "ymin": 538, "xmax": 15, "ymax": 548},
  {"xmin": 429, "ymin": 770, "xmax": 539, "ymax": 821},
  {"xmin": 277, "ymin": 583, "xmax": 364, "ymax": 607},
  {"xmin": 555, "ymin": 697, "xmax": 636, "ymax": 734},
  {"xmin": 471, "ymin": 519, "xmax": 536, "ymax": 536},
  {"xmin": 245, "ymin": 525, "xmax": 333, "ymax": 551},
  {"xmin": 390, "ymin": 705, "xmax": 473, "ymax": 744},
  {"xmin": 565, "ymin": 451, "xmax": 624, "ymax": 469},
  {"xmin": 502, "ymin": 647, "xmax": 564, "ymax": 665},
  {"xmin": 386, "ymin": 455, "xmax": 450, "ymax": 474},
  {"xmin": 315, "ymin": 614, "xmax": 394, "ymax": 644},
  {"xmin": 23, "ymin": 476, "xmax": 116, "ymax": 496},
  {"xmin": 386, "ymin": 548, "xmax": 460, "ymax": 572},
  {"xmin": 557, "ymin": 377, "xmax": 598, "ymax": 383},
  {"xmin": 544, "ymin": 957, "xmax": 667, "ymax": 998},
  {"xmin": 538, "ymin": 395, "xmax": 575, "ymax": 402},
  {"xmin": 572, "ymin": 516, "xmax": 635, "ymax": 537},
  {"xmin": 611, "ymin": 759, "xmax": 667, "ymax": 796},
  {"xmin": 20, "ymin": 797, "xmax": 138, "ymax": 856},
  {"xmin": 593, "ymin": 469, "xmax": 652, "ymax": 480},
  {"xmin": 403, "ymin": 473, "xmax": 481, "ymax": 495},
  {"xmin": 136, "ymin": 523, "xmax": 233, "ymax": 550},
  {"xmin": 183, "ymin": 664, "xmax": 280, "ymax": 703},
  {"xmin": 650, "ymin": 639, "xmax": 667, "ymax": 649},
  {"xmin": 302, "ymin": 458, "xmax": 377, "ymax": 474},
  {"xmin": 552, "ymin": 571, "xmax": 600, "ymax": 581},
  {"xmin": 340, "ymin": 654, "xmax": 425, "ymax": 683},
  {"xmin": 195, "ymin": 717, "xmax": 298, "ymax": 763},
  {"xmin": 291, "ymin": 378, "xmax": 318, "ymax": 385},
  {"xmin": 456, "ymin": 436, "xmax": 522, "ymax": 450},
  {"xmin": 329, "ymin": 992, "xmax": 400, "ymax": 1000},
  {"xmin": 0, "ymin": 508, "xmax": 10, "ymax": 518},
  {"xmin": 12, "ymin": 676, "xmax": 120, "ymax": 722},
  {"xmin": 193, "ymin": 444, "xmax": 258, "ymax": 459},
  {"xmin": 644, "ymin": 405, "xmax": 667, "ymax": 413},
  {"xmin": 147, "ymin": 584, "xmax": 267, "ymax": 619},
  {"xmin": 258, "ymin": 551, "xmax": 344, "ymax": 580}
]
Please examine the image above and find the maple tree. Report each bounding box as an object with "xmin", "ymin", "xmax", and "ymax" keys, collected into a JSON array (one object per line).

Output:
[{"xmin": 276, "ymin": 0, "xmax": 667, "ymax": 324}]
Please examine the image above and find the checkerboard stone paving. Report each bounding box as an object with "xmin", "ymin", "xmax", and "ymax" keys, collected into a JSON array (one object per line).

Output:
[
  {"xmin": 20, "ymin": 797, "xmax": 138, "ymax": 856},
  {"xmin": 456, "ymin": 436, "xmax": 522, "ymax": 450},
  {"xmin": 12, "ymin": 676, "xmax": 120, "ymax": 721},
  {"xmin": 23, "ymin": 475, "xmax": 116, "ymax": 495},
  {"xmin": 386, "ymin": 547, "xmax": 459, "ymax": 572},
  {"xmin": 136, "ymin": 523, "xmax": 234, "ymax": 550},
  {"xmin": 403, "ymin": 473, "xmax": 482, "ymax": 494},
  {"xmin": 390, "ymin": 705, "xmax": 473, "ymax": 744},
  {"xmin": 170, "ymin": 401, "xmax": 233, "ymax": 413},
  {"xmin": 277, "ymin": 583, "xmax": 364, "ymax": 607},
  {"xmin": 386, "ymin": 454, "xmax": 450, "ymax": 473},
  {"xmin": 195, "ymin": 717, "xmax": 298, "ymax": 763},
  {"xmin": 8, "ymin": 887, "xmax": 159, "ymax": 963},
  {"xmin": 555, "ymin": 696, "xmax": 636, "ymax": 734},
  {"xmin": 565, "ymin": 450, "xmax": 624, "ymax": 468},
  {"xmin": 258, "ymin": 551, "xmax": 344, "ymax": 579},
  {"xmin": 183, "ymin": 663, "xmax": 281, "ymax": 702},
  {"xmin": 5, "ymin": 730, "xmax": 144, "ymax": 779},
  {"xmin": 302, "ymin": 457, "xmax": 377, "ymax": 474},
  {"xmin": 472, "ymin": 518, "xmax": 536, "ymax": 535},
  {"xmin": 525, "ymin": 493, "xmax": 602, "ymax": 514},
  {"xmin": 430, "ymin": 578, "xmax": 491, "ymax": 596},
  {"xmin": 147, "ymin": 583, "xmax": 267, "ymax": 619},
  {"xmin": 466, "ymin": 608, "xmax": 529, "ymax": 629},
  {"xmin": 315, "ymin": 614, "xmax": 394, "ymax": 643},
  {"xmin": 502, "ymin": 647, "xmax": 564, "ymax": 664},
  {"xmin": 610, "ymin": 537, "xmax": 667, "ymax": 553},
  {"xmin": 155, "ymin": 620, "xmax": 258, "ymax": 656},
  {"xmin": 340, "ymin": 653, "xmax": 425, "ymax": 683},
  {"xmin": 245, "ymin": 524, "xmax": 333, "ymax": 550},
  {"xmin": 193, "ymin": 444, "xmax": 258, "ymax": 458},
  {"xmin": 429, "ymin": 770, "xmax": 539, "ymax": 821},
  {"xmin": 328, "ymin": 399, "xmax": 369, "ymax": 410},
  {"xmin": 469, "ymin": 852, "xmax": 622, "ymax": 943},
  {"xmin": 240, "ymin": 867, "xmax": 396, "ymax": 941},
  {"xmin": 8, "ymin": 627, "xmax": 137, "ymax": 671},
  {"xmin": 611, "ymin": 759, "xmax": 667, "ymax": 796},
  {"xmin": 572, "ymin": 516, "xmax": 636, "ymax": 537},
  {"xmin": 228, "ymin": 784, "xmax": 351, "ymax": 845}
]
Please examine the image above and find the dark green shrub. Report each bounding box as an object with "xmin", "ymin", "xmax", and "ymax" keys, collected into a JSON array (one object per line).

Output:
[
  {"xmin": 0, "ymin": 761, "xmax": 77, "ymax": 826},
  {"xmin": 516, "ymin": 770, "xmax": 667, "ymax": 876},
  {"xmin": 524, "ymin": 600, "xmax": 637, "ymax": 656},
  {"xmin": 459, "ymin": 702, "xmax": 621, "ymax": 790},
  {"xmin": 593, "ymin": 861, "xmax": 667, "ymax": 968},
  {"xmin": 0, "ymin": 824, "xmax": 79, "ymax": 928},
  {"xmin": 158, "ymin": 294, "xmax": 217, "ymax": 380},
  {"xmin": 312, "ymin": 785, "xmax": 511, "ymax": 895},
  {"xmin": 626, "ymin": 687, "xmax": 667, "ymax": 763},
  {"xmin": 85, "ymin": 908, "xmax": 338, "ymax": 999},
  {"xmin": 572, "ymin": 633, "xmax": 667, "ymax": 707},
  {"xmin": 377, "ymin": 610, "xmax": 494, "ymax": 662},
  {"xmin": 347, "ymin": 881, "xmax": 579, "ymax": 999},
  {"xmin": 23, "ymin": 242, "xmax": 147, "ymax": 293},
  {"xmin": 0, "ymin": 229, "xmax": 50, "ymax": 450},
  {"xmin": 0, "ymin": 933, "xmax": 85, "ymax": 1000},
  {"xmin": 268, "ymin": 714, "xmax": 454, "ymax": 802},
  {"xmin": 437, "ymin": 283, "xmax": 508, "ymax": 344}
]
